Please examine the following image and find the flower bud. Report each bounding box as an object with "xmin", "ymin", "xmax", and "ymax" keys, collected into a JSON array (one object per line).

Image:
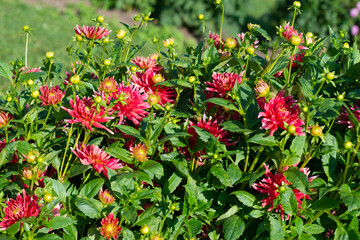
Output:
[
  {"xmin": 343, "ymin": 42, "xmax": 350, "ymax": 49},
  {"xmin": 23, "ymin": 25, "xmax": 30, "ymax": 32},
  {"xmin": 290, "ymin": 35, "xmax": 301, "ymax": 46},
  {"xmin": 163, "ymin": 37, "xmax": 175, "ymax": 47},
  {"xmin": 99, "ymin": 188, "xmax": 115, "ymax": 205},
  {"xmin": 104, "ymin": 59, "xmax": 111, "ymax": 66},
  {"xmin": 287, "ymin": 125, "xmax": 296, "ymax": 134},
  {"xmin": 70, "ymin": 75, "xmax": 81, "ymax": 85},
  {"xmin": 76, "ymin": 34, "xmax": 83, "ymax": 42},
  {"xmin": 23, "ymin": 169, "xmax": 33, "ymax": 180},
  {"xmin": 255, "ymin": 79, "xmax": 270, "ymax": 97},
  {"xmin": 31, "ymin": 90, "xmax": 40, "ymax": 98},
  {"xmin": 246, "ymin": 46, "xmax": 255, "ymax": 55},
  {"xmin": 344, "ymin": 141, "xmax": 353, "ymax": 149},
  {"xmin": 97, "ymin": 15, "xmax": 104, "ymax": 23},
  {"xmin": 225, "ymin": 38, "xmax": 237, "ymax": 49},
  {"xmin": 27, "ymin": 79, "xmax": 34, "ymax": 86},
  {"xmin": 43, "ymin": 193, "xmax": 53, "ymax": 203},
  {"xmin": 198, "ymin": 14, "xmax": 204, "ymax": 20},
  {"xmin": 148, "ymin": 94, "xmax": 160, "ymax": 106},
  {"xmin": 116, "ymin": 30, "xmax": 126, "ymax": 40},
  {"xmin": 293, "ymin": 1, "xmax": 301, "ymax": 8},
  {"xmin": 46, "ymin": 51, "xmax": 54, "ymax": 59},
  {"xmin": 310, "ymin": 123, "xmax": 323, "ymax": 137},
  {"xmin": 188, "ymin": 76, "xmax": 196, "ymax": 83}
]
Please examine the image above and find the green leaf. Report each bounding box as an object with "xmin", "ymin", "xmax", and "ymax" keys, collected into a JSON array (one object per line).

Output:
[
  {"xmin": 343, "ymin": 103, "xmax": 360, "ymax": 128},
  {"xmin": 37, "ymin": 234, "xmax": 62, "ymax": 240},
  {"xmin": 0, "ymin": 60, "xmax": 12, "ymax": 80},
  {"xmin": 63, "ymin": 224, "xmax": 78, "ymax": 240},
  {"xmin": 204, "ymin": 98, "xmax": 238, "ymax": 112},
  {"xmin": 105, "ymin": 145, "xmax": 132, "ymax": 164},
  {"xmin": 253, "ymin": 26, "xmax": 271, "ymax": 41},
  {"xmin": 217, "ymin": 206, "xmax": 239, "ymax": 222},
  {"xmin": 185, "ymin": 218, "xmax": 203, "ymax": 238},
  {"xmin": 79, "ymin": 178, "xmax": 104, "ymax": 198},
  {"xmin": 121, "ymin": 227, "xmax": 135, "ymax": 240},
  {"xmin": 140, "ymin": 160, "xmax": 164, "ymax": 179},
  {"xmin": 163, "ymin": 171, "xmax": 183, "ymax": 195},
  {"xmin": 290, "ymin": 136, "xmax": 306, "ymax": 157},
  {"xmin": 122, "ymin": 206, "xmax": 137, "ymax": 223},
  {"xmin": 211, "ymin": 164, "xmax": 232, "ymax": 187},
  {"xmin": 223, "ymin": 215, "xmax": 245, "ymax": 240},
  {"xmin": 311, "ymin": 197, "xmax": 340, "ymax": 210},
  {"xmin": 269, "ymin": 216, "xmax": 285, "ymax": 240},
  {"xmin": 248, "ymin": 134, "xmax": 277, "ymax": 146},
  {"xmin": 280, "ymin": 189, "xmax": 298, "ymax": 216},
  {"xmin": 339, "ymin": 184, "xmax": 360, "ymax": 211},
  {"xmin": 18, "ymin": 71, "xmax": 46, "ymax": 82},
  {"xmin": 231, "ymin": 191, "xmax": 256, "ymax": 207},
  {"xmin": 156, "ymin": 132, "xmax": 192, "ymax": 145},
  {"xmin": 6, "ymin": 221, "xmax": 20, "ymax": 235},
  {"xmin": 115, "ymin": 125, "xmax": 145, "ymax": 142},
  {"xmin": 46, "ymin": 216, "xmax": 76, "ymax": 230},
  {"xmin": 75, "ymin": 196, "xmax": 102, "ymax": 218},
  {"xmin": 52, "ymin": 180, "xmax": 67, "ymax": 199},
  {"xmin": 227, "ymin": 163, "xmax": 242, "ymax": 185},
  {"xmin": 16, "ymin": 141, "xmax": 32, "ymax": 155},
  {"xmin": 67, "ymin": 164, "xmax": 91, "ymax": 178},
  {"xmin": 283, "ymin": 167, "xmax": 311, "ymax": 195},
  {"xmin": 303, "ymin": 224, "xmax": 325, "ymax": 234},
  {"xmin": 0, "ymin": 141, "xmax": 17, "ymax": 168}
]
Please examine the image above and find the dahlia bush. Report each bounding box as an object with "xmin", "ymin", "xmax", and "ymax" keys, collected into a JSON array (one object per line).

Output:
[{"xmin": 1, "ymin": 1, "xmax": 360, "ymax": 239}]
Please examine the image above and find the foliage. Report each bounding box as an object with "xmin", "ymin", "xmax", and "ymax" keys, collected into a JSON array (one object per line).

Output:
[{"xmin": 0, "ymin": 2, "xmax": 360, "ymax": 239}]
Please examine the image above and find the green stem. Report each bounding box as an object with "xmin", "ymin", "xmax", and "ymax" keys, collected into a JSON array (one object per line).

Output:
[
  {"xmin": 248, "ymin": 147, "xmax": 264, "ymax": 172},
  {"xmin": 315, "ymin": 80, "xmax": 326, "ymax": 96},
  {"xmin": 59, "ymin": 124, "xmax": 74, "ymax": 179},
  {"xmin": 287, "ymin": 47, "xmax": 296, "ymax": 86},
  {"xmin": 42, "ymin": 106, "xmax": 52, "ymax": 129},
  {"xmin": 262, "ymin": 48, "xmax": 285, "ymax": 76},
  {"xmin": 219, "ymin": 3, "xmax": 224, "ymax": 45},
  {"xmin": 79, "ymin": 170, "xmax": 92, "ymax": 189},
  {"xmin": 25, "ymin": 33, "xmax": 29, "ymax": 67},
  {"xmin": 291, "ymin": 9, "xmax": 297, "ymax": 26},
  {"xmin": 124, "ymin": 21, "xmax": 144, "ymax": 61}
]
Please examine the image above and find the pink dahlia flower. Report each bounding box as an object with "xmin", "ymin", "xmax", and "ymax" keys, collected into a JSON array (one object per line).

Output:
[
  {"xmin": 39, "ymin": 85, "xmax": 65, "ymax": 106},
  {"xmin": 206, "ymin": 72, "xmax": 244, "ymax": 97},
  {"xmin": 0, "ymin": 111, "xmax": 12, "ymax": 128},
  {"xmin": 0, "ymin": 190, "xmax": 41, "ymax": 230},
  {"xmin": 62, "ymin": 96, "xmax": 114, "ymax": 134},
  {"xmin": 111, "ymin": 83, "xmax": 150, "ymax": 125},
  {"xmin": 131, "ymin": 70, "xmax": 174, "ymax": 106},
  {"xmin": 209, "ymin": 31, "xmax": 224, "ymax": 49},
  {"xmin": 74, "ymin": 25, "xmax": 111, "ymax": 40},
  {"xmin": 72, "ymin": 143, "xmax": 124, "ymax": 178},
  {"xmin": 282, "ymin": 23, "xmax": 307, "ymax": 49},
  {"xmin": 131, "ymin": 56, "xmax": 162, "ymax": 72},
  {"xmin": 252, "ymin": 164, "xmax": 312, "ymax": 220},
  {"xmin": 258, "ymin": 91, "xmax": 305, "ymax": 136},
  {"xmin": 337, "ymin": 100, "xmax": 360, "ymax": 128},
  {"xmin": 99, "ymin": 213, "xmax": 122, "ymax": 239}
]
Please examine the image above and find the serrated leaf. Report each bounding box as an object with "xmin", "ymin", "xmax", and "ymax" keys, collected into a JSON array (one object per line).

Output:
[
  {"xmin": 253, "ymin": 26, "xmax": 271, "ymax": 41},
  {"xmin": 185, "ymin": 218, "xmax": 203, "ymax": 238},
  {"xmin": 79, "ymin": 178, "xmax": 104, "ymax": 198},
  {"xmin": 248, "ymin": 134, "xmax": 277, "ymax": 146},
  {"xmin": 280, "ymin": 189, "xmax": 298, "ymax": 216},
  {"xmin": 303, "ymin": 224, "xmax": 325, "ymax": 234},
  {"xmin": 211, "ymin": 164, "xmax": 232, "ymax": 187},
  {"xmin": 339, "ymin": 184, "xmax": 360, "ymax": 211},
  {"xmin": 231, "ymin": 191, "xmax": 256, "ymax": 207},
  {"xmin": 47, "ymin": 216, "xmax": 76, "ymax": 230},
  {"xmin": 223, "ymin": 215, "xmax": 245, "ymax": 240},
  {"xmin": 269, "ymin": 216, "xmax": 285, "ymax": 240},
  {"xmin": 115, "ymin": 125, "xmax": 145, "ymax": 142},
  {"xmin": 75, "ymin": 196, "xmax": 102, "ymax": 218},
  {"xmin": 140, "ymin": 160, "xmax": 164, "ymax": 179},
  {"xmin": 18, "ymin": 71, "xmax": 46, "ymax": 82},
  {"xmin": 204, "ymin": 98, "xmax": 238, "ymax": 112},
  {"xmin": 0, "ymin": 61, "xmax": 12, "ymax": 81},
  {"xmin": 163, "ymin": 171, "xmax": 183, "ymax": 195},
  {"xmin": 283, "ymin": 167, "xmax": 311, "ymax": 195}
]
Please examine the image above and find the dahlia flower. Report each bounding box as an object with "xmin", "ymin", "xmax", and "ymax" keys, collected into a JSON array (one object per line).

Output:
[
  {"xmin": 131, "ymin": 70, "xmax": 174, "ymax": 106},
  {"xmin": 208, "ymin": 31, "xmax": 224, "ymax": 49},
  {"xmin": 255, "ymin": 79, "xmax": 270, "ymax": 98},
  {"xmin": 130, "ymin": 143, "xmax": 148, "ymax": 162},
  {"xmin": 337, "ymin": 100, "xmax": 360, "ymax": 128},
  {"xmin": 281, "ymin": 23, "xmax": 307, "ymax": 49},
  {"xmin": 205, "ymin": 72, "xmax": 244, "ymax": 97},
  {"xmin": 99, "ymin": 188, "xmax": 115, "ymax": 205},
  {"xmin": 252, "ymin": 164, "xmax": 312, "ymax": 220},
  {"xmin": 0, "ymin": 111, "xmax": 12, "ymax": 128},
  {"xmin": 0, "ymin": 190, "xmax": 41, "ymax": 230},
  {"xmin": 72, "ymin": 143, "xmax": 124, "ymax": 178},
  {"xmin": 74, "ymin": 25, "xmax": 111, "ymax": 40},
  {"xmin": 131, "ymin": 56, "xmax": 162, "ymax": 72},
  {"xmin": 39, "ymin": 85, "xmax": 65, "ymax": 106},
  {"xmin": 237, "ymin": 32, "xmax": 259, "ymax": 48},
  {"xmin": 111, "ymin": 83, "xmax": 150, "ymax": 125},
  {"xmin": 99, "ymin": 76, "xmax": 118, "ymax": 94},
  {"xmin": 99, "ymin": 213, "xmax": 122, "ymax": 239},
  {"xmin": 62, "ymin": 96, "xmax": 114, "ymax": 134},
  {"xmin": 258, "ymin": 90, "xmax": 305, "ymax": 136},
  {"xmin": 188, "ymin": 114, "xmax": 232, "ymax": 146}
]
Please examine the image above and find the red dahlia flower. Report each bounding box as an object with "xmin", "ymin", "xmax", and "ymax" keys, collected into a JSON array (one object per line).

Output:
[
  {"xmin": 39, "ymin": 85, "xmax": 65, "ymax": 106},
  {"xmin": 258, "ymin": 90, "xmax": 305, "ymax": 136},
  {"xmin": 208, "ymin": 31, "xmax": 224, "ymax": 49},
  {"xmin": 62, "ymin": 96, "xmax": 114, "ymax": 134},
  {"xmin": 131, "ymin": 70, "xmax": 174, "ymax": 106},
  {"xmin": 99, "ymin": 188, "xmax": 115, "ymax": 205},
  {"xmin": 252, "ymin": 164, "xmax": 312, "ymax": 220},
  {"xmin": 74, "ymin": 25, "xmax": 111, "ymax": 40},
  {"xmin": 111, "ymin": 83, "xmax": 150, "ymax": 125},
  {"xmin": 337, "ymin": 100, "xmax": 360, "ymax": 128},
  {"xmin": 206, "ymin": 72, "xmax": 244, "ymax": 97},
  {"xmin": 0, "ymin": 190, "xmax": 41, "ymax": 230},
  {"xmin": 99, "ymin": 213, "xmax": 122, "ymax": 239},
  {"xmin": 72, "ymin": 143, "xmax": 124, "ymax": 178}
]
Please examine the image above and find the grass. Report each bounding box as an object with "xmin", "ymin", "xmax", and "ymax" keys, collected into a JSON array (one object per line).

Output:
[{"xmin": 0, "ymin": 0, "xmax": 196, "ymax": 92}]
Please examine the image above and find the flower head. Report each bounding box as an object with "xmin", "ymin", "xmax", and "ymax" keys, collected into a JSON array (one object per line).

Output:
[
  {"xmin": 72, "ymin": 143, "xmax": 124, "ymax": 178},
  {"xmin": 208, "ymin": 31, "xmax": 223, "ymax": 49},
  {"xmin": 131, "ymin": 56, "xmax": 162, "ymax": 72},
  {"xmin": 130, "ymin": 143, "xmax": 148, "ymax": 162},
  {"xmin": 111, "ymin": 83, "xmax": 150, "ymax": 125},
  {"xmin": 62, "ymin": 96, "xmax": 114, "ymax": 134},
  {"xmin": 255, "ymin": 79, "xmax": 270, "ymax": 98},
  {"xmin": 337, "ymin": 100, "xmax": 360, "ymax": 128},
  {"xmin": 74, "ymin": 25, "xmax": 111, "ymax": 40},
  {"xmin": 252, "ymin": 164, "xmax": 312, "ymax": 220},
  {"xmin": 258, "ymin": 90, "xmax": 305, "ymax": 136},
  {"xmin": 163, "ymin": 37, "xmax": 175, "ymax": 47},
  {"xmin": 99, "ymin": 188, "xmax": 115, "ymax": 205},
  {"xmin": 0, "ymin": 190, "xmax": 41, "ymax": 230},
  {"xmin": 99, "ymin": 76, "xmax": 118, "ymax": 94},
  {"xmin": 350, "ymin": 8, "xmax": 359, "ymax": 18},
  {"xmin": 0, "ymin": 111, "xmax": 13, "ymax": 128},
  {"xmin": 206, "ymin": 72, "xmax": 244, "ymax": 97},
  {"xmin": 281, "ymin": 23, "xmax": 307, "ymax": 49},
  {"xmin": 99, "ymin": 213, "xmax": 122, "ymax": 239},
  {"xmin": 39, "ymin": 85, "xmax": 65, "ymax": 106}
]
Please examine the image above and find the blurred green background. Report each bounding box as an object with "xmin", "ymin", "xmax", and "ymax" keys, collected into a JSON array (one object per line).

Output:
[{"xmin": 0, "ymin": 0, "xmax": 358, "ymax": 91}]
